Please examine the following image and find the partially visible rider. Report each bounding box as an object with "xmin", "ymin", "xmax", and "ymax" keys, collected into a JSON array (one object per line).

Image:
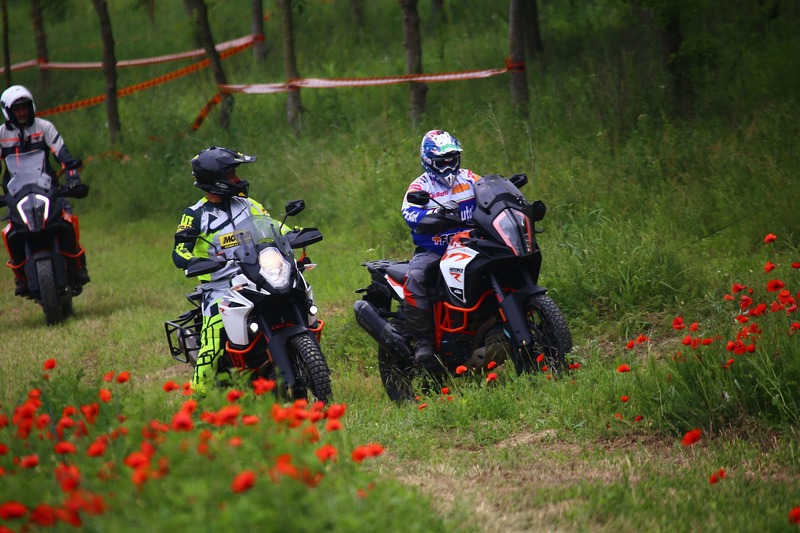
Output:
[
  {"xmin": 172, "ymin": 146, "xmax": 303, "ymax": 392},
  {"xmin": 0, "ymin": 85, "xmax": 89, "ymax": 296},
  {"xmin": 400, "ymin": 130, "xmax": 480, "ymax": 367}
]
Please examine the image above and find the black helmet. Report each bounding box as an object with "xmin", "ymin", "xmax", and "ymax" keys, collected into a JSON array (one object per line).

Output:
[{"xmin": 190, "ymin": 146, "xmax": 256, "ymax": 198}]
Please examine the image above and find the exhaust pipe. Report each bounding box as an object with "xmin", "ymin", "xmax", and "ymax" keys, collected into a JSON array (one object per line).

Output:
[{"xmin": 354, "ymin": 300, "xmax": 412, "ymax": 359}]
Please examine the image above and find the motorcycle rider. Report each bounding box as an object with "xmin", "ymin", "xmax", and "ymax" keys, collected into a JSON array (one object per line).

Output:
[
  {"xmin": 0, "ymin": 85, "xmax": 89, "ymax": 297},
  {"xmin": 401, "ymin": 130, "xmax": 480, "ymax": 367},
  {"xmin": 172, "ymin": 146, "xmax": 302, "ymax": 392}
]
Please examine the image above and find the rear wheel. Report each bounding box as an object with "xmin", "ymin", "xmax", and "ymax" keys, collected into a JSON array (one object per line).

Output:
[
  {"xmin": 377, "ymin": 319, "xmax": 415, "ymax": 403},
  {"xmin": 289, "ymin": 333, "xmax": 332, "ymax": 403},
  {"xmin": 36, "ymin": 259, "xmax": 63, "ymax": 326},
  {"xmin": 515, "ymin": 294, "xmax": 572, "ymax": 376}
]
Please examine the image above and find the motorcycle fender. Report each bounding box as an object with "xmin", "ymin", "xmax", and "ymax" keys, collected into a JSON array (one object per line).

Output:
[
  {"xmin": 263, "ymin": 324, "xmax": 309, "ymax": 387},
  {"xmin": 500, "ymin": 285, "xmax": 548, "ymax": 348},
  {"xmin": 386, "ymin": 274, "xmax": 404, "ymax": 300},
  {"xmin": 218, "ymin": 288, "xmax": 254, "ymax": 345}
]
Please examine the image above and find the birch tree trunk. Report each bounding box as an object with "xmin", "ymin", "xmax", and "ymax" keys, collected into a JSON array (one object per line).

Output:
[
  {"xmin": 188, "ymin": 0, "xmax": 232, "ymax": 129},
  {"xmin": 251, "ymin": 0, "xmax": 267, "ymax": 61}
]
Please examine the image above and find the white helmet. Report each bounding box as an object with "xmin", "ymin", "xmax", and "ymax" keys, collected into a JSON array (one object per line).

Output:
[{"xmin": 1, "ymin": 85, "xmax": 36, "ymax": 127}]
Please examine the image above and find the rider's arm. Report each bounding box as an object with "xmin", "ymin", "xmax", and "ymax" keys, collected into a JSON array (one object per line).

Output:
[
  {"xmin": 401, "ymin": 181, "xmax": 436, "ymax": 232},
  {"xmin": 172, "ymin": 207, "xmax": 201, "ymax": 269},
  {"xmin": 39, "ymin": 119, "xmax": 81, "ymax": 185}
]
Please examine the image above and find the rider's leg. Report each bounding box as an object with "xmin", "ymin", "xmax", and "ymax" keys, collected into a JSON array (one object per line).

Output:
[
  {"xmin": 59, "ymin": 210, "xmax": 90, "ymax": 285},
  {"xmin": 403, "ymin": 250, "xmax": 440, "ymax": 365},
  {"xmin": 193, "ymin": 304, "xmax": 224, "ymax": 393},
  {"xmin": 3, "ymin": 223, "xmax": 29, "ymax": 296}
]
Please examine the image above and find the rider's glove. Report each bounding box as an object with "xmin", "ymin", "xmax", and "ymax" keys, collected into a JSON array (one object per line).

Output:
[
  {"xmin": 66, "ymin": 169, "xmax": 82, "ymax": 188},
  {"xmin": 436, "ymin": 200, "xmax": 460, "ymax": 214}
]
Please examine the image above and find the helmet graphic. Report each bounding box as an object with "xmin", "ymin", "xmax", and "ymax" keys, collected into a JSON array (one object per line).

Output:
[
  {"xmin": 420, "ymin": 129, "xmax": 462, "ymax": 188},
  {"xmin": 190, "ymin": 146, "xmax": 256, "ymax": 198},
  {"xmin": 1, "ymin": 85, "xmax": 36, "ymax": 128}
]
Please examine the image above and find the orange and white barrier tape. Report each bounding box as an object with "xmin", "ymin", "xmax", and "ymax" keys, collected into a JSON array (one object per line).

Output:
[
  {"xmin": 0, "ymin": 34, "xmax": 259, "ymax": 74},
  {"xmin": 192, "ymin": 61, "xmax": 522, "ymax": 129},
  {"xmin": 37, "ymin": 39, "xmax": 255, "ymax": 117}
]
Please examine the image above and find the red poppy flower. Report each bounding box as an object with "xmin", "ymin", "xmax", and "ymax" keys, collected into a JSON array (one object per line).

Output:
[
  {"xmin": 418, "ymin": 403, "xmax": 428, "ymax": 410},
  {"xmin": 231, "ymin": 470, "xmax": 256, "ymax": 493},
  {"xmin": 616, "ymin": 364, "xmax": 631, "ymax": 373},
  {"xmin": 55, "ymin": 441, "xmax": 77, "ymax": 455},
  {"xmin": 20, "ymin": 454, "xmax": 39, "ymax": 468},
  {"xmin": 764, "ymin": 233, "xmax": 777, "ymax": 243},
  {"xmin": 441, "ymin": 387, "xmax": 450, "ymax": 395},
  {"xmin": 43, "ymin": 358, "xmax": 57, "ymax": 370},
  {"xmin": 0, "ymin": 501, "xmax": 28, "ymax": 519},
  {"xmin": 636, "ymin": 334, "xmax": 649, "ymax": 344},
  {"xmin": 116, "ymin": 371, "xmax": 130, "ymax": 383},
  {"xmin": 681, "ymin": 428, "xmax": 702, "ymax": 446},
  {"xmin": 732, "ymin": 283, "xmax": 745, "ymax": 293},
  {"xmin": 634, "ymin": 415, "xmax": 644, "ymax": 422},
  {"xmin": 455, "ymin": 365, "xmax": 468, "ymax": 375},
  {"xmin": 226, "ymin": 390, "xmax": 244, "ymax": 403},
  {"xmin": 792, "ymin": 262, "xmax": 800, "ymax": 269},
  {"xmin": 672, "ymin": 317, "xmax": 686, "ymax": 330},
  {"xmin": 789, "ymin": 507, "xmax": 800, "ymax": 524},
  {"xmin": 351, "ymin": 443, "xmax": 385, "ymax": 463},
  {"xmin": 325, "ymin": 404, "xmax": 346, "ymax": 419},
  {"xmin": 252, "ymin": 377, "xmax": 276, "ymax": 395},
  {"xmin": 625, "ymin": 340, "xmax": 635, "ymax": 350},
  {"xmin": 709, "ymin": 472, "xmax": 719, "ymax": 484},
  {"xmin": 689, "ymin": 322, "xmax": 699, "ymax": 332},
  {"xmin": 325, "ymin": 419, "xmax": 343, "ymax": 432},
  {"xmin": 315, "ymin": 444, "xmax": 338, "ymax": 463},
  {"xmin": 162, "ymin": 381, "xmax": 179, "ymax": 392},
  {"xmin": 723, "ymin": 294, "xmax": 734, "ymax": 301},
  {"xmin": 86, "ymin": 439, "xmax": 107, "ymax": 457},
  {"xmin": 620, "ymin": 395, "xmax": 630, "ymax": 403},
  {"xmin": 764, "ymin": 261, "xmax": 776, "ymax": 273},
  {"xmin": 486, "ymin": 372, "xmax": 498, "ymax": 383},
  {"xmin": 487, "ymin": 361, "xmax": 497, "ymax": 369},
  {"xmin": 102, "ymin": 372, "xmax": 114, "ymax": 382},
  {"xmin": 536, "ymin": 353, "xmax": 545, "ymax": 363},
  {"xmin": 29, "ymin": 503, "xmax": 57, "ymax": 526},
  {"xmin": 767, "ymin": 279, "xmax": 785, "ymax": 292},
  {"xmin": 98, "ymin": 389, "xmax": 112, "ymax": 403},
  {"xmin": 170, "ymin": 411, "xmax": 194, "ymax": 432},
  {"xmin": 568, "ymin": 362, "xmax": 581, "ymax": 370}
]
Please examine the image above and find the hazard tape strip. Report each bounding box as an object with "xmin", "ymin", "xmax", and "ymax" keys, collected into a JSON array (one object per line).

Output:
[
  {"xmin": 0, "ymin": 34, "xmax": 258, "ymax": 74},
  {"xmin": 193, "ymin": 63, "xmax": 518, "ymax": 129},
  {"xmin": 37, "ymin": 40, "xmax": 254, "ymax": 117}
]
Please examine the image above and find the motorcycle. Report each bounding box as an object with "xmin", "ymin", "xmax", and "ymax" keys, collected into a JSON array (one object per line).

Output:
[
  {"xmin": 165, "ymin": 199, "xmax": 332, "ymax": 402},
  {"xmin": 0, "ymin": 151, "xmax": 88, "ymax": 325},
  {"xmin": 354, "ymin": 173, "xmax": 572, "ymax": 402}
]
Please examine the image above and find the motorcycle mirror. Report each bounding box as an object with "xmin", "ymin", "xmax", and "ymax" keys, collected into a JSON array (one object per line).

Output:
[
  {"xmin": 406, "ymin": 190, "xmax": 431, "ymax": 206},
  {"xmin": 531, "ymin": 200, "xmax": 546, "ymax": 222},
  {"xmin": 509, "ymin": 173, "xmax": 528, "ymax": 189},
  {"xmin": 174, "ymin": 227, "xmax": 201, "ymax": 244},
  {"xmin": 285, "ymin": 199, "xmax": 305, "ymax": 217}
]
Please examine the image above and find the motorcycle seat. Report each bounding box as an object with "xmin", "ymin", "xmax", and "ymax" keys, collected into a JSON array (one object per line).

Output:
[{"xmin": 385, "ymin": 263, "xmax": 409, "ymax": 285}]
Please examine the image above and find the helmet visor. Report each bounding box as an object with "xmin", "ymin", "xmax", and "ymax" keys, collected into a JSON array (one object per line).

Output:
[{"xmin": 430, "ymin": 155, "xmax": 459, "ymax": 174}]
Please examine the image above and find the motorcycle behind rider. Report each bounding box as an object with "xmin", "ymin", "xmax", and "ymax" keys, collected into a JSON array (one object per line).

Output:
[
  {"xmin": 0, "ymin": 85, "xmax": 89, "ymax": 297},
  {"xmin": 172, "ymin": 146, "xmax": 311, "ymax": 393},
  {"xmin": 401, "ymin": 130, "xmax": 480, "ymax": 368}
]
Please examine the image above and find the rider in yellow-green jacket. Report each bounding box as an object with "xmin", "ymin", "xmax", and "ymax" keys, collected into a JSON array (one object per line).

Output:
[{"xmin": 172, "ymin": 146, "xmax": 286, "ymax": 391}]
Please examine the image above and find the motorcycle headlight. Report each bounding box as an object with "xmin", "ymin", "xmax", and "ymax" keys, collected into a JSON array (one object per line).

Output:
[
  {"xmin": 258, "ymin": 248, "xmax": 291, "ymax": 289},
  {"xmin": 18, "ymin": 194, "xmax": 50, "ymax": 231}
]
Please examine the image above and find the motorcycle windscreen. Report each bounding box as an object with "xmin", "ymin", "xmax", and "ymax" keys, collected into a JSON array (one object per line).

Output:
[
  {"xmin": 6, "ymin": 151, "xmax": 51, "ymax": 196},
  {"xmin": 491, "ymin": 208, "xmax": 533, "ymax": 256}
]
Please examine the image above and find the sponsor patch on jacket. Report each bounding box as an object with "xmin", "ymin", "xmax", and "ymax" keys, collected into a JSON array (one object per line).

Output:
[{"xmin": 218, "ymin": 232, "xmax": 240, "ymax": 249}]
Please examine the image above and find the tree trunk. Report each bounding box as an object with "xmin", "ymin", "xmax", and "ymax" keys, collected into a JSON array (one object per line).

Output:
[
  {"xmin": 188, "ymin": 0, "xmax": 232, "ymax": 129},
  {"xmin": 31, "ymin": 0, "xmax": 49, "ymax": 90},
  {"xmin": 399, "ymin": 0, "xmax": 427, "ymax": 123},
  {"xmin": 251, "ymin": 0, "xmax": 267, "ymax": 61},
  {"xmin": 350, "ymin": 0, "xmax": 364, "ymax": 28},
  {"xmin": 1, "ymin": 0, "xmax": 10, "ymax": 87},
  {"xmin": 278, "ymin": 0, "xmax": 303, "ymax": 137},
  {"xmin": 90, "ymin": 0, "xmax": 121, "ymax": 144},
  {"xmin": 430, "ymin": 0, "xmax": 447, "ymax": 29},
  {"xmin": 523, "ymin": 0, "xmax": 544, "ymax": 57},
  {"xmin": 508, "ymin": 0, "xmax": 529, "ymax": 116}
]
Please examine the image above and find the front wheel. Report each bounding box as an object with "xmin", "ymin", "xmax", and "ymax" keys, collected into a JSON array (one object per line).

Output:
[
  {"xmin": 36, "ymin": 259, "xmax": 63, "ymax": 326},
  {"xmin": 515, "ymin": 294, "xmax": 572, "ymax": 376},
  {"xmin": 289, "ymin": 333, "xmax": 333, "ymax": 403}
]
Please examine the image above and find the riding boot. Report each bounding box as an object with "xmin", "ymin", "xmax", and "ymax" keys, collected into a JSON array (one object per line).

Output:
[
  {"xmin": 62, "ymin": 247, "xmax": 90, "ymax": 286},
  {"xmin": 404, "ymin": 302, "xmax": 436, "ymax": 366},
  {"xmin": 8, "ymin": 260, "xmax": 29, "ymax": 297}
]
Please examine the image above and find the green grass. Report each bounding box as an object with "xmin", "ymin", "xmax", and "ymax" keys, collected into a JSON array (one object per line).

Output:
[{"xmin": 1, "ymin": 0, "xmax": 799, "ymax": 530}]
